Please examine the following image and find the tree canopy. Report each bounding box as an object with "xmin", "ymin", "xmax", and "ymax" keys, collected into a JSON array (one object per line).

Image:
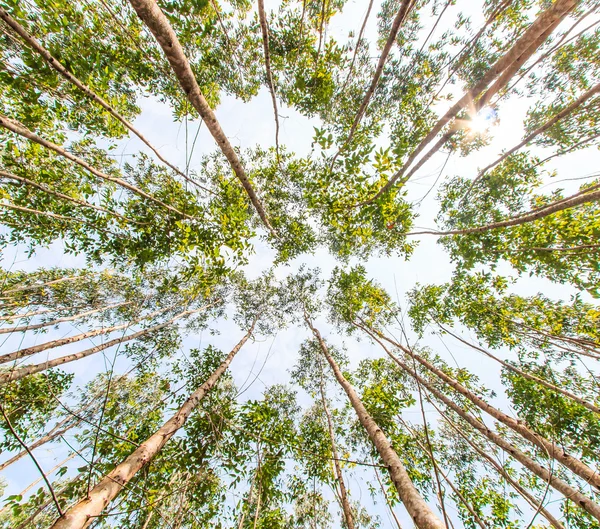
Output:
[{"xmin": 0, "ymin": 0, "xmax": 599, "ymax": 528}]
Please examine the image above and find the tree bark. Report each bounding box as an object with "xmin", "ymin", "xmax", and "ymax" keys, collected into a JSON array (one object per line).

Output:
[
  {"xmin": 364, "ymin": 0, "xmax": 577, "ymax": 203},
  {"xmin": 437, "ymin": 323, "xmax": 600, "ymax": 414},
  {"xmin": 318, "ymin": 363, "xmax": 355, "ymax": 529},
  {"xmin": 0, "ymin": 306, "xmax": 208, "ymax": 384},
  {"xmin": 49, "ymin": 323, "xmax": 255, "ymax": 529},
  {"xmin": 127, "ymin": 0, "xmax": 276, "ymax": 236},
  {"xmin": 0, "ymin": 7, "xmax": 208, "ymax": 193},
  {"xmin": 0, "ymin": 114, "xmax": 193, "ymax": 220},
  {"xmin": 257, "ymin": 0, "xmax": 280, "ymax": 160},
  {"xmin": 436, "ymin": 404, "xmax": 566, "ymax": 529},
  {"xmin": 407, "ymin": 186, "xmax": 600, "ymax": 236},
  {"xmin": 306, "ymin": 316, "xmax": 445, "ymax": 529},
  {"xmin": 0, "ymin": 301, "xmax": 130, "ymax": 335},
  {"xmin": 0, "ymin": 303, "xmax": 173, "ymax": 365},
  {"xmin": 372, "ymin": 327, "xmax": 600, "ymax": 490},
  {"xmin": 361, "ymin": 326, "xmax": 600, "ymax": 522}
]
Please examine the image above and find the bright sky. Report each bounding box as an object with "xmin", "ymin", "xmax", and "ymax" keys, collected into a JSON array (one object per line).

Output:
[{"xmin": 1, "ymin": 0, "xmax": 598, "ymax": 526}]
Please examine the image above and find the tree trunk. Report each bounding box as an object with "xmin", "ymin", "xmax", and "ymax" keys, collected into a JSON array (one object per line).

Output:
[
  {"xmin": 127, "ymin": 0, "xmax": 276, "ymax": 236},
  {"xmin": 49, "ymin": 323, "xmax": 255, "ymax": 529},
  {"xmin": 0, "ymin": 301, "xmax": 130, "ymax": 335},
  {"xmin": 371, "ymin": 326, "xmax": 600, "ymax": 490},
  {"xmin": 0, "ymin": 114, "xmax": 192, "ymax": 220},
  {"xmin": 437, "ymin": 323, "xmax": 600, "ymax": 414},
  {"xmin": 0, "ymin": 306, "xmax": 210, "ymax": 384},
  {"xmin": 306, "ymin": 316, "xmax": 445, "ymax": 529},
  {"xmin": 365, "ymin": 0, "xmax": 577, "ymax": 203},
  {"xmin": 0, "ymin": 7, "xmax": 204, "ymax": 191},
  {"xmin": 0, "ymin": 303, "xmax": 174, "ymax": 365},
  {"xmin": 437, "ymin": 405, "xmax": 566, "ymax": 529},
  {"xmin": 318, "ymin": 362, "xmax": 355, "ymax": 529},
  {"xmin": 362, "ymin": 327, "xmax": 600, "ymax": 522}
]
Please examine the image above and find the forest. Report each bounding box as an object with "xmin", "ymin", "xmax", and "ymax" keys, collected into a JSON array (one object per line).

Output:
[{"xmin": 0, "ymin": 0, "xmax": 599, "ymax": 527}]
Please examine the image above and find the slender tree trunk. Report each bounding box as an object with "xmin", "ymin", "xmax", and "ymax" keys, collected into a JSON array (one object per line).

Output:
[
  {"xmin": 361, "ymin": 327, "xmax": 600, "ymax": 522},
  {"xmin": 0, "ymin": 114, "xmax": 192, "ymax": 219},
  {"xmin": 0, "ymin": 171, "xmax": 147, "ymax": 225},
  {"xmin": 49, "ymin": 323, "xmax": 256, "ymax": 529},
  {"xmin": 0, "ymin": 303, "xmax": 174, "ymax": 365},
  {"xmin": 0, "ymin": 309, "xmax": 51, "ymax": 321},
  {"xmin": 0, "ymin": 306, "xmax": 210, "ymax": 384},
  {"xmin": 407, "ymin": 187, "xmax": 600, "ymax": 236},
  {"xmin": 0, "ymin": 301, "xmax": 130, "ymax": 335},
  {"xmin": 437, "ymin": 323, "xmax": 600, "ymax": 414},
  {"xmin": 340, "ymin": 0, "xmax": 374, "ymax": 94},
  {"xmin": 305, "ymin": 316, "xmax": 445, "ymax": 529},
  {"xmin": 372, "ymin": 462, "xmax": 404, "ymax": 529},
  {"xmin": 318, "ymin": 362, "xmax": 355, "ymax": 529},
  {"xmin": 398, "ymin": 417, "xmax": 487, "ymax": 529},
  {"xmin": 365, "ymin": 0, "xmax": 577, "ymax": 203},
  {"xmin": 370, "ymin": 326, "xmax": 600, "ymax": 490},
  {"xmin": 0, "ymin": 7, "xmax": 205, "ymax": 191},
  {"xmin": 436, "ymin": 405, "xmax": 566, "ymax": 529},
  {"xmin": 344, "ymin": 0, "xmax": 414, "ymax": 142},
  {"xmin": 0, "ymin": 414, "xmax": 79, "ymax": 471},
  {"xmin": 477, "ymin": 82, "xmax": 600, "ymax": 178},
  {"xmin": 257, "ymin": 0, "xmax": 280, "ymax": 160},
  {"xmin": 127, "ymin": 0, "xmax": 276, "ymax": 235},
  {"xmin": 1, "ymin": 274, "xmax": 86, "ymax": 296}
]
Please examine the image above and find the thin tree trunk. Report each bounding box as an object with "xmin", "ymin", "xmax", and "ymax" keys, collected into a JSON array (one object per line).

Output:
[
  {"xmin": 437, "ymin": 323, "xmax": 600, "ymax": 414},
  {"xmin": 0, "ymin": 202, "xmax": 118, "ymax": 237},
  {"xmin": 0, "ymin": 7, "xmax": 212, "ymax": 193},
  {"xmin": 340, "ymin": 0, "xmax": 374, "ymax": 94},
  {"xmin": 305, "ymin": 316, "xmax": 445, "ymax": 529},
  {"xmin": 407, "ymin": 186, "xmax": 600, "ymax": 236},
  {"xmin": 0, "ymin": 309, "xmax": 51, "ymax": 321},
  {"xmin": 318, "ymin": 361, "xmax": 355, "ymax": 529},
  {"xmin": 436, "ymin": 403, "xmax": 566, "ymax": 529},
  {"xmin": 0, "ymin": 301, "xmax": 130, "ymax": 335},
  {"xmin": 2, "ymin": 274, "xmax": 86, "ymax": 296},
  {"xmin": 477, "ymin": 82, "xmax": 600, "ymax": 179},
  {"xmin": 0, "ymin": 114, "xmax": 193, "ymax": 220},
  {"xmin": 364, "ymin": 0, "xmax": 577, "ymax": 203},
  {"xmin": 127, "ymin": 0, "xmax": 276, "ymax": 236},
  {"xmin": 0, "ymin": 413, "xmax": 80, "ymax": 471},
  {"xmin": 361, "ymin": 327, "xmax": 600, "ymax": 522},
  {"xmin": 257, "ymin": 0, "xmax": 280, "ymax": 161},
  {"xmin": 0, "ymin": 452, "xmax": 76, "ymax": 516},
  {"xmin": 49, "ymin": 323, "xmax": 256, "ymax": 529},
  {"xmin": 0, "ymin": 303, "xmax": 173, "ymax": 365},
  {"xmin": 370, "ymin": 326, "xmax": 600, "ymax": 490},
  {"xmin": 0, "ymin": 171, "xmax": 147, "ymax": 225},
  {"xmin": 398, "ymin": 417, "xmax": 487, "ymax": 529},
  {"xmin": 372, "ymin": 462, "xmax": 404, "ymax": 529},
  {"xmin": 0, "ymin": 306, "xmax": 209, "ymax": 384},
  {"xmin": 344, "ymin": 0, "xmax": 414, "ymax": 142}
]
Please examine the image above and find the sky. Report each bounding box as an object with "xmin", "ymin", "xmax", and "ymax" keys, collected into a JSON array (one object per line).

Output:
[{"xmin": 1, "ymin": 0, "xmax": 599, "ymax": 526}]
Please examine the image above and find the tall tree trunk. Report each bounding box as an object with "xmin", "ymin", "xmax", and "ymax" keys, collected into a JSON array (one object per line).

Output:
[
  {"xmin": 0, "ymin": 114, "xmax": 193, "ymax": 220},
  {"xmin": 0, "ymin": 7, "xmax": 205, "ymax": 191},
  {"xmin": 407, "ymin": 186, "xmax": 600, "ymax": 236},
  {"xmin": 0, "ymin": 303, "xmax": 175, "ymax": 365},
  {"xmin": 369, "ymin": 325, "xmax": 600, "ymax": 489},
  {"xmin": 49, "ymin": 323, "xmax": 256, "ymax": 529},
  {"xmin": 1, "ymin": 274, "xmax": 87, "ymax": 296},
  {"xmin": 0, "ymin": 301, "xmax": 131, "ymax": 335},
  {"xmin": 305, "ymin": 316, "xmax": 445, "ymax": 529},
  {"xmin": 0, "ymin": 306, "xmax": 210, "ymax": 384},
  {"xmin": 127, "ymin": 0, "xmax": 276, "ymax": 236},
  {"xmin": 437, "ymin": 323, "xmax": 600, "ymax": 414},
  {"xmin": 364, "ymin": 0, "xmax": 577, "ymax": 203},
  {"xmin": 317, "ymin": 361, "xmax": 355, "ymax": 529},
  {"xmin": 361, "ymin": 326, "xmax": 600, "ymax": 522},
  {"xmin": 0, "ymin": 413, "xmax": 80, "ymax": 471},
  {"xmin": 436, "ymin": 404, "xmax": 566, "ymax": 529}
]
